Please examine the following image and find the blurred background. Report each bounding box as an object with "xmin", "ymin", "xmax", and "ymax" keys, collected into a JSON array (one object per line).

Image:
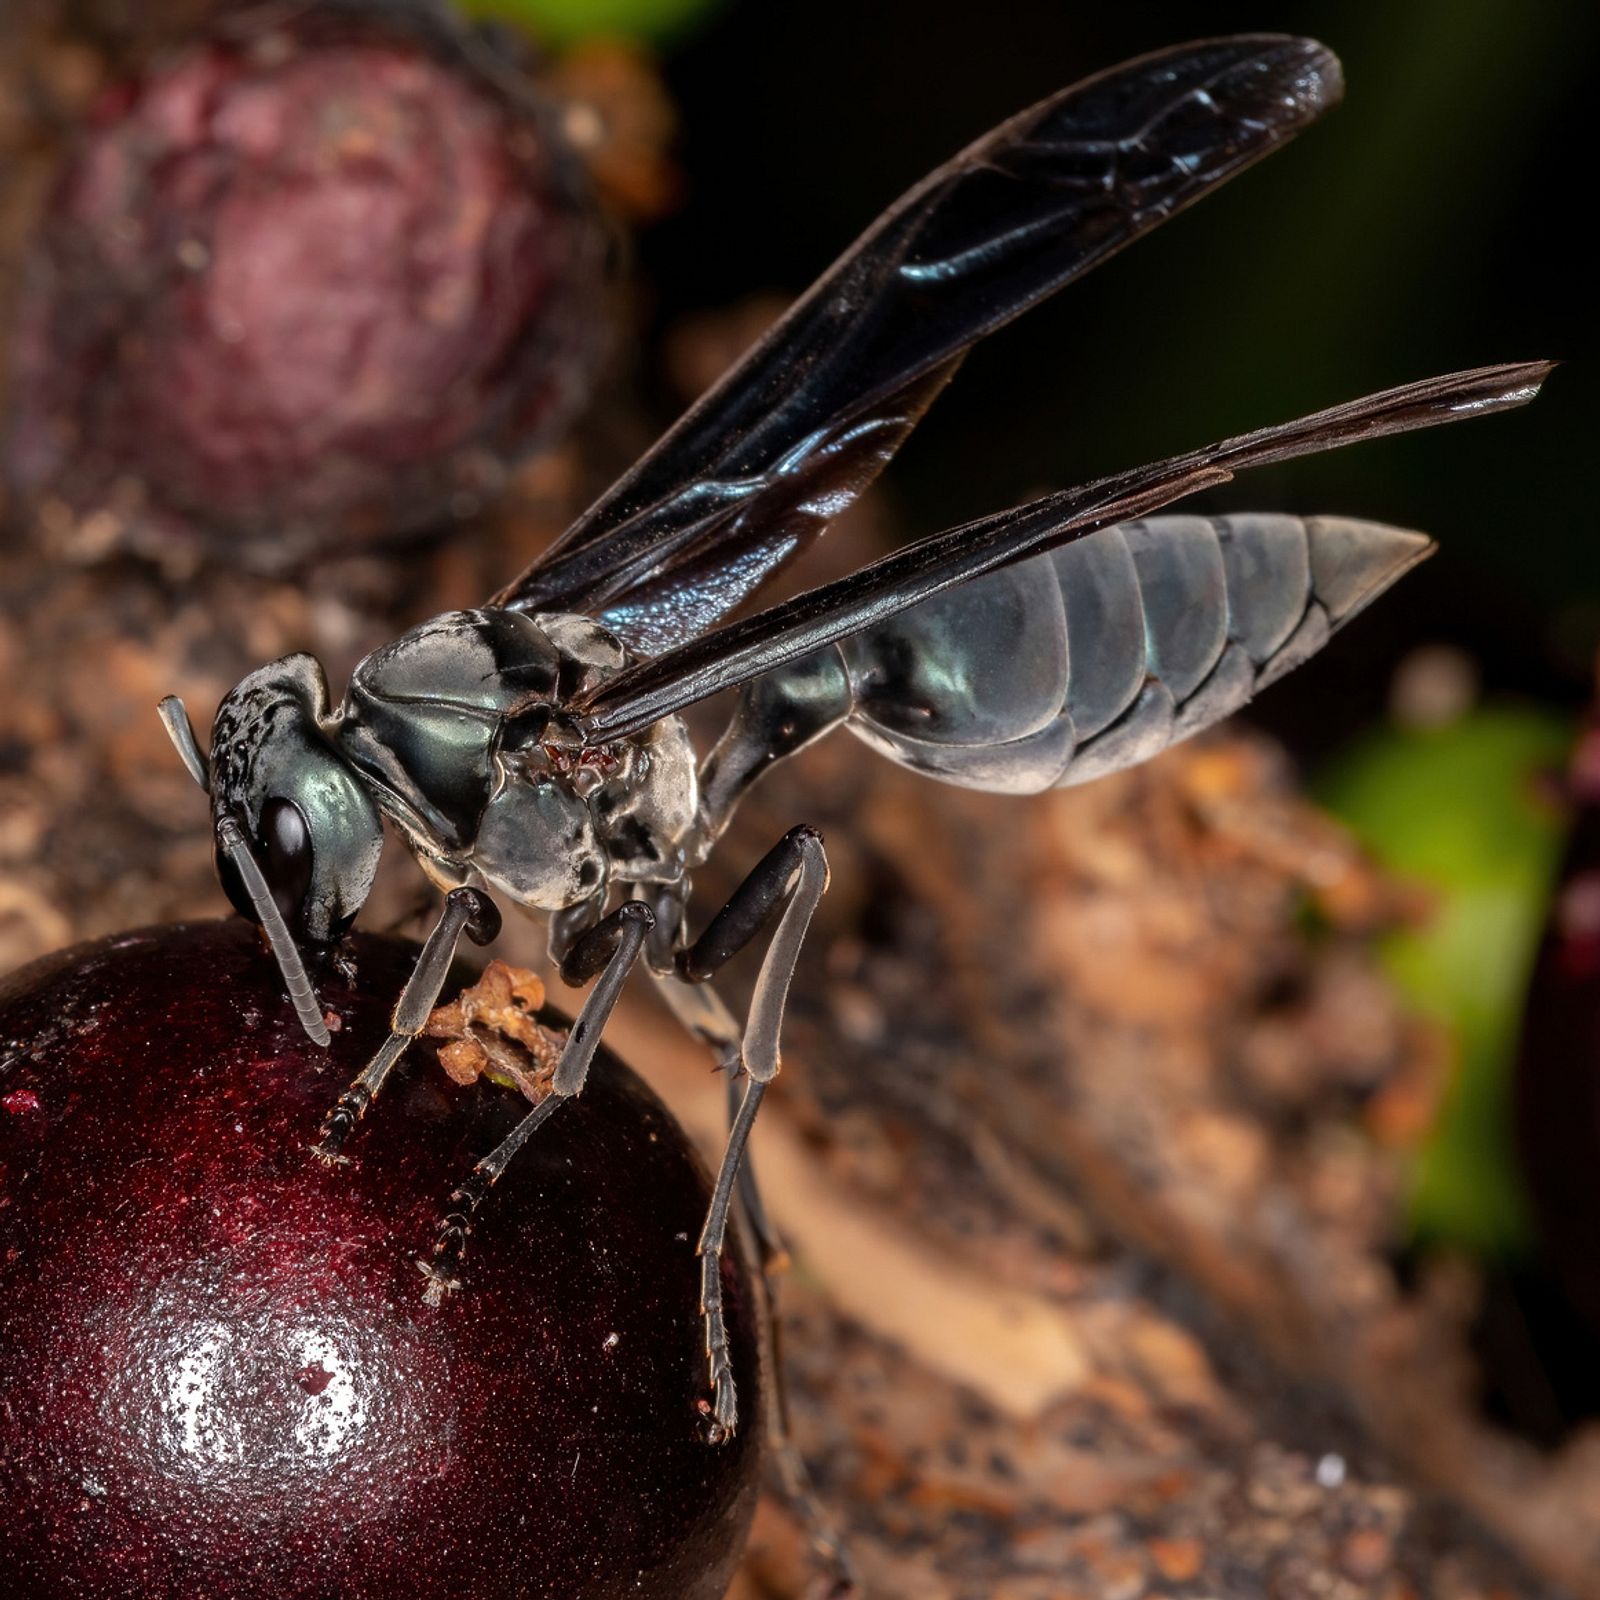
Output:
[{"xmin": 2, "ymin": 3, "xmax": 1598, "ymax": 1594}]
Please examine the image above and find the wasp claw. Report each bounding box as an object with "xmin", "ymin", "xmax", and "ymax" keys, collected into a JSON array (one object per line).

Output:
[
  {"xmin": 316, "ymin": 1086, "xmax": 371, "ymax": 1161},
  {"xmin": 697, "ymin": 1368, "xmax": 738, "ymax": 1446},
  {"xmin": 416, "ymin": 1256, "xmax": 463, "ymax": 1308},
  {"xmin": 423, "ymin": 1206, "xmax": 475, "ymax": 1307},
  {"xmin": 716, "ymin": 1384, "xmax": 738, "ymax": 1439}
]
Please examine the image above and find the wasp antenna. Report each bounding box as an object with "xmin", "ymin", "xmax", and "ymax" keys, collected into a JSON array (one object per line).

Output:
[
  {"xmin": 216, "ymin": 814, "xmax": 332, "ymax": 1048},
  {"xmin": 158, "ymin": 696, "xmax": 211, "ymax": 793}
]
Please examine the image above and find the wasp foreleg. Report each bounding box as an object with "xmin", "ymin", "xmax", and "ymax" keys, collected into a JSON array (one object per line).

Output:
[
  {"xmin": 420, "ymin": 898, "xmax": 654, "ymax": 1303},
  {"xmin": 674, "ymin": 824, "xmax": 828, "ymax": 1445},
  {"xmin": 312, "ymin": 887, "xmax": 501, "ymax": 1163}
]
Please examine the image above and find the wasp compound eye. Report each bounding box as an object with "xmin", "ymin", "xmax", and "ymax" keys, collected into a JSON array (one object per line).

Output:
[{"xmin": 260, "ymin": 798, "xmax": 314, "ymax": 931}]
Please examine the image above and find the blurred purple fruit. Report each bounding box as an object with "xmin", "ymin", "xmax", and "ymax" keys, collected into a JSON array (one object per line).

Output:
[{"xmin": 5, "ymin": 1, "xmax": 603, "ymax": 564}]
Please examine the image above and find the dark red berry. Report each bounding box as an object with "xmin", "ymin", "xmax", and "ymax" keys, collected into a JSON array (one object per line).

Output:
[
  {"xmin": 1516, "ymin": 712, "xmax": 1600, "ymax": 1338},
  {"xmin": 0, "ymin": 920, "xmax": 760, "ymax": 1599},
  {"xmin": 5, "ymin": 1, "xmax": 602, "ymax": 565}
]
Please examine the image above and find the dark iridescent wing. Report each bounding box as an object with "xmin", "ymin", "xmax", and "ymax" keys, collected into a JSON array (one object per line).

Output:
[
  {"xmin": 492, "ymin": 36, "xmax": 1344, "ymax": 652},
  {"xmin": 570, "ymin": 361, "xmax": 1552, "ymax": 742}
]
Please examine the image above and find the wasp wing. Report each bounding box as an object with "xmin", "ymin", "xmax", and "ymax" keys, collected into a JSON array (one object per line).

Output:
[
  {"xmin": 492, "ymin": 35, "xmax": 1344, "ymax": 652},
  {"xmin": 571, "ymin": 361, "xmax": 1552, "ymax": 743}
]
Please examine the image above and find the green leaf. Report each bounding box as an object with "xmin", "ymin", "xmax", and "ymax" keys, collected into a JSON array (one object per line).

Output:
[
  {"xmin": 1318, "ymin": 708, "xmax": 1571, "ymax": 1257},
  {"xmin": 461, "ymin": 0, "xmax": 725, "ymax": 47}
]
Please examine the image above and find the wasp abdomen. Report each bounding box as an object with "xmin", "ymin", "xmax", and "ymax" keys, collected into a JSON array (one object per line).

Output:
[
  {"xmin": 839, "ymin": 559, "xmax": 1069, "ymax": 746},
  {"xmin": 843, "ymin": 514, "xmax": 1431, "ymax": 792}
]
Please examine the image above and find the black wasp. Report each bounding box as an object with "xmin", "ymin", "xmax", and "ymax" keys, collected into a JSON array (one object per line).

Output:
[{"xmin": 157, "ymin": 36, "xmax": 1548, "ymax": 1447}]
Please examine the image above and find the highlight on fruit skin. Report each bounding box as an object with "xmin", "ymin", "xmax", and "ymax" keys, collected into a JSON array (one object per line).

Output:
[
  {"xmin": 0, "ymin": 919, "xmax": 760, "ymax": 1600},
  {"xmin": 3, "ymin": 0, "xmax": 605, "ymax": 568}
]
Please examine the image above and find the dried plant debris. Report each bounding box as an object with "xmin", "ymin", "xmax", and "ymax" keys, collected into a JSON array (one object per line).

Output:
[
  {"xmin": 724, "ymin": 1284, "xmax": 1556, "ymax": 1600},
  {"xmin": 423, "ymin": 958, "xmax": 567, "ymax": 1100}
]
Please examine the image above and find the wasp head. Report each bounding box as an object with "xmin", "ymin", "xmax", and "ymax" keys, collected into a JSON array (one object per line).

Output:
[
  {"xmin": 207, "ymin": 655, "xmax": 384, "ymax": 947},
  {"xmin": 160, "ymin": 656, "xmax": 383, "ymax": 1047}
]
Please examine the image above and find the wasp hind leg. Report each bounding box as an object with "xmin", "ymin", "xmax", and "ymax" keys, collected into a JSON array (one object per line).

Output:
[
  {"xmin": 671, "ymin": 826, "xmax": 830, "ymax": 1445},
  {"xmin": 648, "ymin": 974, "xmax": 853, "ymax": 1591},
  {"xmin": 419, "ymin": 899, "xmax": 654, "ymax": 1304},
  {"xmin": 666, "ymin": 827, "xmax": 851, "ymax": 1585},
  {"xmin": 312, "ymin": 887, "xmax": 502, "ymax": 1164}
]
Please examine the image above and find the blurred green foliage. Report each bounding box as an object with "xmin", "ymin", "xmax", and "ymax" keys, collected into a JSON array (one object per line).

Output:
[
  {"xmin": 1320, "ymin": 709, "xmax": 1572, "ymax": 1257},
  {"xmin": 462, "ymin": 0, "xmax": 723, "ymax": 47}
]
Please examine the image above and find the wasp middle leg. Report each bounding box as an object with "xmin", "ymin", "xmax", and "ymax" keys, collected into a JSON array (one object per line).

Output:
[{"xmin": 655, "ymin": 961, "xmax": 855, "ymax": 1592}]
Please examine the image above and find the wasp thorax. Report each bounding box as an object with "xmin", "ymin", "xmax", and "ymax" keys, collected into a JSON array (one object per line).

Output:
[
  {"xmin": 474, "ymin": 769, "xmax": 607, "ymax": 910},
  {"xmin": 211, "ymin": 656, "xmax": 384, "ymax": 946}
]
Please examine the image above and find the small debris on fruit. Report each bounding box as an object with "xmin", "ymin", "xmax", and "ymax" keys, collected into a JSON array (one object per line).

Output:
[{"xmin": 424, "ymin": 957, "xmax": 568, "ymax": 1101}]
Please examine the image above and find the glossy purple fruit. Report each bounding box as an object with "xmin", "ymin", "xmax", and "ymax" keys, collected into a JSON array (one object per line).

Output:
[
  {"xmin": 1515, "ymin": 713, "xmax": 1600, "ymax": 1338},
  {"xmin": 5, "ymin": 1, "xmax": 601, "ymax": 564},
  {"xmin": 0, "ymin": 921, "xmax": 759, "ymax": 1598}
]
